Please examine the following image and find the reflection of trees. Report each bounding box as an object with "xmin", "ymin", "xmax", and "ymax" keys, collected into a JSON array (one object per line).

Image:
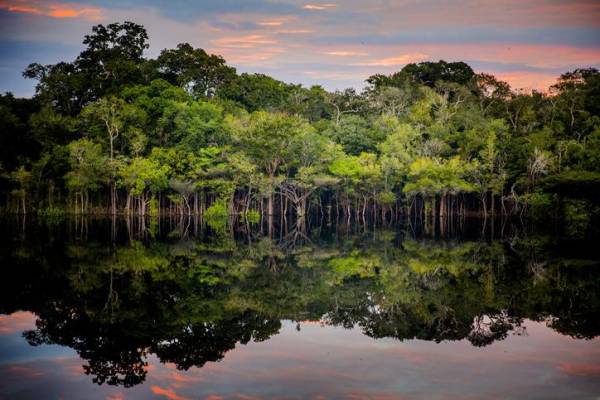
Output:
[
  {"xmin": 321, "ymin": 237, "xmax": 599, "ymax": 346},
  {"xmin": 467, "ymin": 313, "xmax": 523, "ymax": 347},
  {"xmin": 0, "ymin": 225, "xmax": 599, "ymax": 387},
  {"xmin": 154, "ymin": 312, "xmax": 281, "ymax": 370},
  {"xmin": 24, "ymin": 311, "xmax": 149, "ymax": 387}
]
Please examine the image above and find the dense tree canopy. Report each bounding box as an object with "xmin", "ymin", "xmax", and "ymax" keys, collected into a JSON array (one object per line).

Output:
[{"xmin": 1, "ymin": 21, "xmax": 599, "ymax": 226}]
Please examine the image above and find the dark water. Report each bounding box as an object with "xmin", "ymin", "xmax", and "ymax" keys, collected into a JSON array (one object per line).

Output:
[{"xmin": 0, "ymin": 217, "xmax": 599, "ymax": 399}]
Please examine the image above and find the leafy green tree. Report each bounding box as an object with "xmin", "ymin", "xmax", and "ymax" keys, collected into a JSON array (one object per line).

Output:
[
  {"xmin": 8, "ymin": 166, "xmax": 32, "ymax": 213},
  {"xmin": 24, "ymin": 22, "xmax": 149, "ymax": 113},
  {"xmin": 118, "ymin": 157, "xmax": 169, "ymax": 215},
  {"xmin": 551, "ymin": 68, "xmax": 600, "ymax": 139},
  {"xmin": 325, "ymin": 88, "xmax": 366, "ymax": 124},
  {"xmin": 65, "ymin": 139, "xmax": 108, "ymax": 213},
  {"xmin": 281, "ymin": 131, "xmax": 341, "ymax": 219},
  {"xmin": 227, "ymin": 111, "xmax": 309, "ymax": 216},
  {"xmin": 81, "ymin": 97, "xmax": 145, "ymax": 214},
  {"xmin": 287, "ymin": 85, "xmax": 331, "ymax": 122},
  {"xmin": 470, "ymin": 73, "xmax": 511, "ymax": 116},
  {"xmin": 220, "ymin": 73, "xmax": 292, "ymax": 112},
  {"xmin": 171, "ymin": 101, "xmax": 226, "ymax": 149},
  {"xmin": 324, "ymin": 115, "xmax": 384, "ymax": 155},
  {"xmin": 156, "ymin": 43, "xmax": 236, "ymax": 98},
  {"xmin": 367, "ymin": 60, "xmax": 474, "ymax": 89},
  {"xmin": 29, "ymin": 107, "xmax": 76, "ymax": 150},
  {"xmin": 404, "ymin": 157, "xmax": 474, "ymax": 217}
]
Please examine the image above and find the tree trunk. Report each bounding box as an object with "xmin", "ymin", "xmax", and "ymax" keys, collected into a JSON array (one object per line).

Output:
[{"xmin": 482, "ymin": 194, "xmax": 488, "ymax": 218}]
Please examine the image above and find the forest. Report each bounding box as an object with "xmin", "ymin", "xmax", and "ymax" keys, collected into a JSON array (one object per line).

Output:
[{"xmin": 1, "ymin": 21, "xmax": 599, "ymax": 225}]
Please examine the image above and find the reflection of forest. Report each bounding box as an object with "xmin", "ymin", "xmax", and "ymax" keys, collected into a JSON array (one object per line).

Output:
[{"xmin": 1, "ymin": 219, "xmax": 598, "ymax": 387}]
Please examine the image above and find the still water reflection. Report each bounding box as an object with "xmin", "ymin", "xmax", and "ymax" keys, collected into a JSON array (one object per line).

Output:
[{"xmin": 0, "ymin": 217, "xmax": 599, "ymax": 399}]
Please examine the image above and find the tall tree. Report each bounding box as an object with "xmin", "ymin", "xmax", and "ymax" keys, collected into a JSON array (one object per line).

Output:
[
  {"xmin": 156, "ymin": 43, "xmax": 236, "ymax": 98},
  {"xmin": 227, "ymin": 111, "xmax": 309, "ymax": 217}
]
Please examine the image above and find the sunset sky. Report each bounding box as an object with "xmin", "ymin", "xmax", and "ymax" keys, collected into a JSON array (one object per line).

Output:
[{"xmin": 1, "ymin": 0, "xmax": 599, "ymax": 96}]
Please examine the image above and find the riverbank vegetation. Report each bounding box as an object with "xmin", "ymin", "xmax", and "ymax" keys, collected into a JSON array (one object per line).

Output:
[{"xmin": 1, "ymin": 22, "xmax": 599, "ymax": 224}]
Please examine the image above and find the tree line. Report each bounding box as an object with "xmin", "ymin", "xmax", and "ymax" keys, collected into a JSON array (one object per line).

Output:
[{"xmin": 1, "ymin": 21, "xmax": 599, "ymax": 224}]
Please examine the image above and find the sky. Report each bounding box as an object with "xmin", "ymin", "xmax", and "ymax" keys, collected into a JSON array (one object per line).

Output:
[{"xmin": 0, "ymin": 0, "xmax": 599, "ymax": 97}]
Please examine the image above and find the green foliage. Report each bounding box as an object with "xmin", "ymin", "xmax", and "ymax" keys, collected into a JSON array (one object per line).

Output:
[
  {"xmin": 3, "ymin": 21, "xmax": 599, "ymax": 220},
  {"xmin": 219, "ymin": 73, "xmax": 292, "ymax": 112},
  {"xmin": 37, "ymin": 206, "xmax": 65, "ymax": 223},
  {"xmin": 404, "ymin": 157, "xmax": 474, "ymax": 197},
  {"xmin": 324, "ymin": 115, "xmax": 383, "ymax": 155},
  {"xmin": 205, "ymin": 199, "xmax": 229, "ymax": 219},
  {"xmin": 563, "ymin": 199, "xmax": 591, "ymax": 237},
  {"xmin": 118, "ymin": 157, "xmax": 169, "ymax": 196},
  {"xmin": 245, "ymin": 209, "xmax": 260, "ymax": 224},
  {"xmin": 65, "ymin": 138, "xmax": 108, "ymax": 193},
  {"xmin": 156, "ymin": 43, "xmax": 236, "ymax": 98},
  {"xmin": 205, "ymin": 199, "xmax": 229, "ymax": 232},
  {"xmin": 523, "ymin": 192, "xmax": 555, "ymax": 220},
  {"xmin": 147, "ymin": 195, "xmax": 159, "ymax": 217}
]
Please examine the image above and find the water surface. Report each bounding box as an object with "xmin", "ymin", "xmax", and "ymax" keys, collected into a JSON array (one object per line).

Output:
[{"xmin": 0, "ymin": 217, "xmax": 599, "ymax": 399}]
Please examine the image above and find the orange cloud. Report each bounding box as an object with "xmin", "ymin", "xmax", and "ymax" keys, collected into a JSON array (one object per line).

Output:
[
  {"xmin": 303, "ymin": 3, "xmax": 336, "ymax": 10},
  {"xmin": 355, "ymin": 53, "xmax": 429, "ymax": 66},
  {"xmin": 5, "ymin": 4, "xmax": 40, "ymax": 14},
  {"xmin": 277, "ymin": 29, "xmax": 313, "ymax": 34},
  {"xmin": 325, "ymin": 51, "xmax": 369, "ymax": 56},
  {"xmin": 105, "ymin": 393, "xmax": 124, "ymax": 400},
  {"xmin": 494, "ymin": 71, "xmax": 559, "ymax": 92},
  {"xmin": 211, "ymin": 46, "xmax": 285, "ymax": 66},
  {"xmin": 0, "ymin": 0, "xmax": 102, "ymax": 19},
  {"xmin": 170, "ymin": 371, "xmax": 206, "ymax": 383},
  {"xmin": 257, "ymin": 19, "xmax": 285, "ymax": 27},
  {"xmin": 389, "ymin": 43, "xmax": 600, "ymax": 70},
  {"xmin": 150, "ymin": 386, "xmax": 190, "ymax": 400},
  {"xmin": 212, "ymin": 34, "xmax": 277, "ymax": 49},
  {"xmin": 559, "ymin": 362, "xmax": 600, "ymax": 377},
  {"xmin": 67, "ymin": 364, "xmax": 84, "ymax": 377},
  {"xmin": 460, "ymin": 44, "xmax": 600, "ymax": 69}
]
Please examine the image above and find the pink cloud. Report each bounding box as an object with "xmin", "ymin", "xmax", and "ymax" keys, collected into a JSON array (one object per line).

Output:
[
  {"xmin": 171, "ymin": 372, "xmax": 198, "ymax": 383},
  {"xmin": 169, "ymin": 371, "xmax": 207, "ymax": 388},
  {"xmin": 354, "ymin": 53, "xmax": 429, "ymax": 66},
  {"xmin": 210, "ymin": 46, "xmax": 285, "ymax": 66},
  {"xmin": 366, "ymin": 0, "xmax": 600, "ymax": 28},
  {"xmin": 151, "ymin": 386, "xmax": 190, "ymax": 400},
  {"xmin": 257, "ymin": 19, "xmax": 285, "ymax": 27},
  {"xmin": 7, "ymin": 365, "xmax": 44, "ymax": 378},
  {"xmin": 494, "ymin": 71, "xmax": 559, "ymax": 92},
  {"xmin": 559, "ymin": 362, "xmax": 600, "ymax": 377},
  {"xmin": 0, "ymin": 0, "xmax": 103, "ymax": 20},
  {"xmin": 303, "ymin": 3, "xmax": 336, "ymax": 11},
  {"xmin": 325, "ymin": 51, "xmax": 369, "ymax": 56},
  {"xmin": 277, "ymin": 29, "xmax": 313, "ymax": 34},
  {"xmin": 212, "ymin": 35, "xmax": 277, "ymax": 49},
  {"xmin": 0, "ymin": 311, "xmax": 36, "ymax": 334}
]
